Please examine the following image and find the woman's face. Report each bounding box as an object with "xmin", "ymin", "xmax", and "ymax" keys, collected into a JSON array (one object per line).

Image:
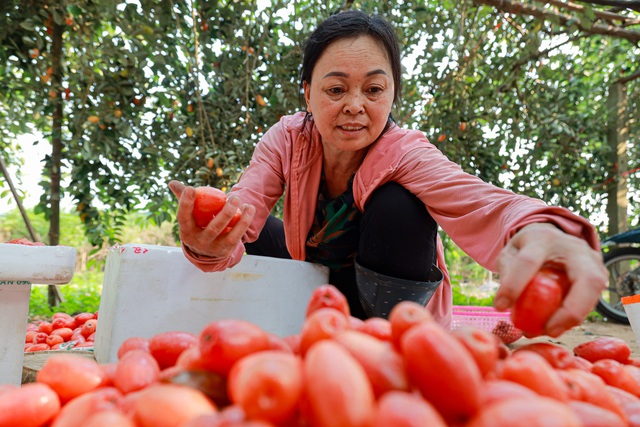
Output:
[{"xmin": 303, "ymin": 35, "xmax": 394, "ymax": 155}]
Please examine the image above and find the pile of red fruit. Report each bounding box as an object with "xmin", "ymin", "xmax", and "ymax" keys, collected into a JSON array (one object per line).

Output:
[
  {"xmin": 3, "ymin": 284, "xmax": 640, "ymax": 426},
  {"xmin": 4, "ymin": 238, "xmax": 46, "ymax": 246},
  {"xmin": 25, "ymin": 312, "xmax": 98, "ymax": 352}
]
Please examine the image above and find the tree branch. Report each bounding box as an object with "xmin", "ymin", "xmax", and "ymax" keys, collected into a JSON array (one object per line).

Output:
[
  {"xmin": 535, "ymin": 0, "xmax": 640, "ymax": 23},
  {"xmin": 572, "ymin": 0, "xmax": 640, "ymax": 12},
  {"xmin": 473, "ymin": 0, "xmax": 640, "ymax": 43},
  {"xmin": 510, "ymin": 35, "xmax": 580, "ymax": 73},
  {"xmin": 615, "ymin": 66, "xmax": 640, "ymax": 83}
]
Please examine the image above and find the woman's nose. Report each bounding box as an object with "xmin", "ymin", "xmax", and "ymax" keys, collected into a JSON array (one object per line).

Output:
[{"xmin": 343, "ymin": 92, "xmax": 365, "ymax": 114}]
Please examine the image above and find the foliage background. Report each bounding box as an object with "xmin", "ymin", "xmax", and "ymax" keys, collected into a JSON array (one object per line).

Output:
[
  {"xmin": 1, "ymin": 208, "xmax": 494, "ymax": 318},
  {"xmin": 1, "ymin": 0, "xmax": 639, "ymax": 311}
]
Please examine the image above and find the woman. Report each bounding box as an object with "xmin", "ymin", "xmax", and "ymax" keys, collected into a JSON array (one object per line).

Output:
[{"xmin": 169, "ymin": 10, "xmax": 606, "ymax": 336}]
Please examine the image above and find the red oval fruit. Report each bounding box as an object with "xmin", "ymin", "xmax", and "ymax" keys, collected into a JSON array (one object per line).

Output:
[
  {"xmin": 46, "ymin": 334, "xmax": 64, "ymax": 347},
  {"xmin": 388, "ymin": 300, "xmax": 434, "ymax": 351},
  {"xmin": 81, "ymin": 319, "xmax": 98, "ymax": 338},
  {"xmin": 84, "ymin": 409, "xmax": 136, "ymax": 427},
  {"xmin": 114, "ymin": 349, "xmax": 161, "ymax": 394},
  {"xmin": 304, "ymin": 340, "xmax": 375, "ymax": 427},
  {"xmin": 573, "ymin": 337, "xmax": 631, "ymax": 364},
  {"xmin": 131, "ymin": 384, "xmax": 217, "ymax": 427},
  {"xmin": 148, "ymin": 331, "xmax": 198, "ymax": 370},
  {"xmin": 357, "ymin": 317, "xmax": 392, "ymax": 341},
  {"xmin": 591, "ymin": 359, "xmax": 640, "ymax": 397},
  {"xmin": 401, "ymin": 321, "xmax": 483, "ymax": 423},
  {"xmin": 372, "ymin": 391, "xmax": 447, "ymax": 427},
  {"xmin": 299, "ymin": 307, "xmax": 349, "ymax": 356},
  {"xmin": 481, "ymin": 379, "xmax": 538, "ymax": 406},
  {"xmin": 495, "ymin": 350, "xmax": 569, "ymax": 401},
  {"xmin": 51, "ymin": 387, "xmax": 124, "ymax": 427},
  {"xmin": 512, "ymin": 266, "xmax": 568, "ymax": 337},
  {"xmin": 25, "ymin": 343, "xmax": 50, "ymax": 352},
  {"xmin": 568, "ymin": 400, "xmax": 627, "ymax": 427},
  {"xmin": 38, "ymin": 321, "xmax": 53, "ymax": 334},
  {"xmin": 305, "ymin": 284, "xmax": 350, "ymax": 318},
  {"xmin": 192, "ymin": 187, "xmax": 227, "ymax": 228},
  {"xmin": 513, "ymin": 342, "xmax": 582, "ymax": 370},
  {"xmin": 333, "ymin": 330, "xmax": 409, "ymax": 397},
  {"xmin": 51, "ymin": 327, "xmax": 74, "ymax": 342},
  {"xmin": 466, "ymin": 396, "xmax": 581, "ymax": 427},
  {"xmin": 198, "ymin": 319, "xmax": 271, "ymax": 376},
  {"xmin": 556, "ymin": 369, "xmax": 627, "ymax": 421},
  {"xmin": 52, "ymin": 316, "xmax": 76, "ymax": 330},
  {"xmin": 0, "ymin": 383, "xmax": 60, "ymax": 427},
  {"xmin": 451, "ymin": 327, "xmax": 500, "ymax": 378},
  {"xmin": 74, "ymin": 312, "xmax": 96, "ymax": 326},
  {"xmin": 117, "ymin": 336, "xmax": 150, "ymax": 359},
  {"xmin": 36, "ymin": 353, "xmax": 108, "ymax": 403},
  {"xmin": 33, "ymin": 331, "xmax": 48, "ymax": 344},
  {"xmin": 228, "ymin": 350, "xmax": 303, "ymax": 424}
]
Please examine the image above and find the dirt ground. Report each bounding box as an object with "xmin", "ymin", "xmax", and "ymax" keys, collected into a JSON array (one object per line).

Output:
[{"xmin": 511, "ymin": 318, "xmax": 640, "ymax": 357}]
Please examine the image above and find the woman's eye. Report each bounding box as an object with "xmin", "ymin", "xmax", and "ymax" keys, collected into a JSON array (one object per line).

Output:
[
  {"xmin": 328, "ymin": 87, "xmax": 343, "ymax": 95},
  {"xmin": 368, "ymin": 86, "xmax": 383, "ymax": 94}
]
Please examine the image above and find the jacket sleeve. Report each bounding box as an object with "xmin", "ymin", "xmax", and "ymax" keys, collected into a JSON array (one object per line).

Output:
[
  {"xmin": 396, "ymin": 142, "xmax": 600, "ymax": 272},
  {"xmin": 182, "ymin": 117, "xmax": 292, "ymax": 272}
]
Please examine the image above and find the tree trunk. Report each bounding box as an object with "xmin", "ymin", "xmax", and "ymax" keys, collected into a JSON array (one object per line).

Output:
[
  {"xmin": 606, "ymin": 82, "xmax": 629, "ymax": 236},
  {"xmin": 48, "ymin": 17, "xmax": 64, "ymax": 308}
]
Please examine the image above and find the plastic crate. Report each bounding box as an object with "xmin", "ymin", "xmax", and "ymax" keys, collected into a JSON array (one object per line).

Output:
[{"xmin": 451, "ymin": 305, "xmax": 523, "ymax": 344}]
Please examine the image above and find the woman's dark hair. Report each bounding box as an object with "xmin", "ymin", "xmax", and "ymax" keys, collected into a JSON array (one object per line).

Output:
[{"xmin": 299, "ymin": 10, "xmax": 402, "ymax": 105}]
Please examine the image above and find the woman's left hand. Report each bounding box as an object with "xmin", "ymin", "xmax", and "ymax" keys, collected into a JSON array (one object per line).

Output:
[{"xmin": 494, "ymin": 223, "xmax": 608, "ymax": 337}]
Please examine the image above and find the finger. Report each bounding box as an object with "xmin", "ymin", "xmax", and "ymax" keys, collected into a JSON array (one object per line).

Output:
[
  {"xmin": 545, "ymin": 253, "xmax": 607, "ymax": 337},
  {"xmin": 203, "ymin": 196, "xmax": 242, "ymax": 235},
  {"xmin": 169, "ymin": 180, "xmax": 186, "ymax": 199},
  {"xmin": 196, "ymin": 201, "xmax": 255, "ymax": 257},
  {"xmin": 176, "ymin": 185, "xmax": 198, "ymax": 228},
  {"xmin": 226, "ymin": 203, "xmax": 256, "ymax": 240},
  {"xmin": 494, "ymin": 236, "xmax": 547, "ymax": 311}
]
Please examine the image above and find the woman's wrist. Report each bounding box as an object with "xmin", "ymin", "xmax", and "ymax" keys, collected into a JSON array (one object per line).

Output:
[{"xmin": 182, "ymin": 243, "xmax": 225, "ymax": 261}]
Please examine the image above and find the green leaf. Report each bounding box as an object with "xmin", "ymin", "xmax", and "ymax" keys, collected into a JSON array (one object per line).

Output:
[
  {"xmin": 66, "ymin": 5, "xmax": 83, "ymax": 17},
  {"xmin": 19, "ymin": 20, "xmax": 36, "ymax": 31}
]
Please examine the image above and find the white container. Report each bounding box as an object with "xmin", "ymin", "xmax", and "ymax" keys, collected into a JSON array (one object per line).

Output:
[
  {"xmin": 0, "ymin": 244, "xmax": 76, "ymax": 384},
  {"xmin": 94, "ymin": 244, "xmax": 330, "ymax": 364},
  {"xmin": 0, "ymin": 243, "xmax": 76, "ymax": 285},
  {"xmin": 623, "ymin": 295, "xmax": 640, "ymax": 345}
]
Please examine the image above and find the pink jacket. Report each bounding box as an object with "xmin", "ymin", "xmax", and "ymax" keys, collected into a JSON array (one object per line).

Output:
[{"xmin": 184, "ymin": 112, "xmax": 600, "ymax": 328}]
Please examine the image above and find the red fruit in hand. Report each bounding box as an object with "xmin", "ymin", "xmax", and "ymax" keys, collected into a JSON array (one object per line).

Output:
[
  {"xmin": 192, "ymin": 187, "xmax": 241, "ymax": 231},
  {"xmin": 512, "ymin": 265, "xmax": 569, "ymax": 337}
]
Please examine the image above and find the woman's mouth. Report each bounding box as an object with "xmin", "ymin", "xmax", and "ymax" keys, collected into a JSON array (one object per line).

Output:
[{"xmin": 339, "ymin": 125, "xmax": 364, "ymax": 131}]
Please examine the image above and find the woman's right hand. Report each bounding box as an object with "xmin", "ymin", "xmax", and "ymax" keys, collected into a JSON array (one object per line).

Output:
[{"xmin": 169, "ymin": 180, "xmax": 256, "ymax": 259}]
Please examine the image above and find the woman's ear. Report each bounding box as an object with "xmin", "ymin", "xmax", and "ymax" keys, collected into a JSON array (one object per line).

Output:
[{"xmin": 303, "ymin": 81, "xmax": 312, "ymax": 114}]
